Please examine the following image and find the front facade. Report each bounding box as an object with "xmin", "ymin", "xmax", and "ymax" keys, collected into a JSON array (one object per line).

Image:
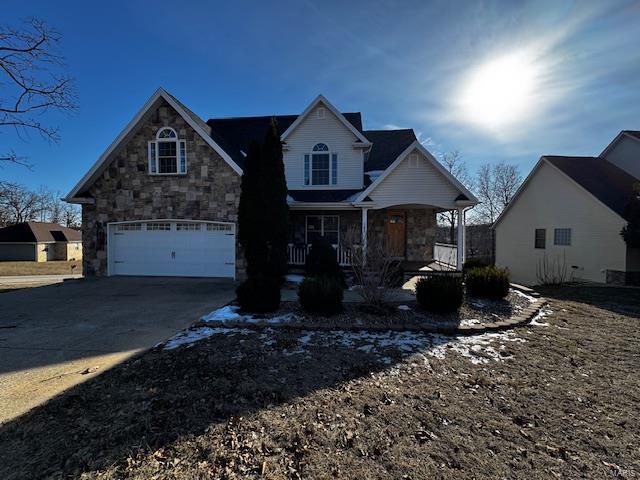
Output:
[
  {"xmin": 495, "ymin": 131, "xmax": 640, "ymax": 285},
  {"xmin": 0, "ymin": 222, "xmax": 82, "ymax": 262},
  {"xmin": 66, "ymin": 89, "xmax": 477, "ymax": 279}
]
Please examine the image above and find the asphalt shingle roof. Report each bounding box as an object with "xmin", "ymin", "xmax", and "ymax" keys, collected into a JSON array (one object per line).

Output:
[
  {"xmin": 544, "ymin": 156, "xmax": 639, "ymax": 220},
  {"xmin": 0, "ymin": 222, "xmax": 81, "ymax": 243},
  {"xmin": 362, "ymin": 129, "xmax": 417, "ymax": 171}
]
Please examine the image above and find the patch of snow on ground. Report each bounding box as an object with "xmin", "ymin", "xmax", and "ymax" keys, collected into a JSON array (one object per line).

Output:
[
  {"xmin": 460, "ymin": 318, "xmax": 482, "ymax": 327},
  {"xmin": 285, "ymin": 274, "xmax": 305, "ymax": 283},
  {"xmin": 289, "ymin": 329, "xmax": 524, "ymax": 365},
  {"xmin": 201, "ymin": 305, "xmax": 242, "ymax": 322},
  {"xmin": 530, "ymin": 307, "xmax": 553, "ymax": 326},
  {"xmin": 511, "ymin": 289, "xmax": 538, "ymax": 303},
  {"xmin": 201, "ymin": 305, "xmax": 296, "ymax": 325},
  {"xmin": 397, "ymin": 304, "xmax": 411, "ymax": 311},
  {"xmin": 164, "ymin": 327, "xmax": 253, "ymax": 350}
]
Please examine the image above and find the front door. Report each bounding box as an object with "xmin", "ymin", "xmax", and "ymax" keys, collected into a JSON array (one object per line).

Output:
[{"xmin": 387, "ymin": 211, "xmax": 406, "ymax": 258}]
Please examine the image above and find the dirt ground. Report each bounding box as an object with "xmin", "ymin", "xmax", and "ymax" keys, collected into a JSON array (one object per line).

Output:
[
  {"xmin": 0, "ymin": 285, "xmax": 638, "ymax": 479},
  {"xmin": 0, "ymin": 260, "xmax": 82, "ymax": 276}
]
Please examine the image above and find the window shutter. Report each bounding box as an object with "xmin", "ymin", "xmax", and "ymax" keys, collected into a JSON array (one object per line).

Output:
[
  {"xmin": 331, "ymin": 153, "xmax": 338, "ymax": 185},
  {"xmin": 304, "ymin": 154, "xmax": 310, "ymax": 185},
  {"xmin": 179, "ymin": 140, "xmax": 187, "ymax": 173},
  {"xmin": 148, "ymin": 142, "xmax": 157, "ymax": 173}
]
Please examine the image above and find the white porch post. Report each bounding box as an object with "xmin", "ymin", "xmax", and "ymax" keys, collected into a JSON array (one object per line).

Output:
[
  {"xmin": 361, "ymin": 207, "xmax": 369, "ymax": 262},
  {"xmin": 456, "ymin": 207, "xmax": 466, "ymax": 270}
]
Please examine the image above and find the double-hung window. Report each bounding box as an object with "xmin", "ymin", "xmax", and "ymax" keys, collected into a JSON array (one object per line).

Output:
[
  {"xmin": 304, "ymin": 143, "xmax": 337, "ymax": 186},
  {"xmin": 148, "ymin": 127, "xmax": 187, "ymax": 174},
  {"xmin": 534, "ymin": 228, "xmax": 546, "ymax": 249},
  {"xmin": 306, "ymin": 215, "xmax": 339, "ymax": 245}
]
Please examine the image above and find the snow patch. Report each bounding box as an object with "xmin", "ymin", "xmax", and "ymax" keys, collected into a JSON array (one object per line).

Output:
[
  {"xmin": 511, "ymin": 289, "xmax": 538, "ymax": 303},
  {"xmin": 397, "ymin": 304, "xmax": 411, "ymax": 311},
  {"xmin": 164, "ymin": 327, "xmax": 252, "ymax": 350},
  {"xmin": 530, "ymin": 307, "xmax": 552, "ymax": 326},
  {"xmin": 285, "ymin": 274, "xmax": 305, "ymax": 283},
  {"xmin": 201, "ymin": 305, "xmax": 296, "ymax": 325}
]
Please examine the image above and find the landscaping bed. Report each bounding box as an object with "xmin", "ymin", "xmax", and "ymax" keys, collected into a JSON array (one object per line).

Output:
[
  {"xmin": 0, "ymin": 286, "xmax": 638, "ymax": 479},
  {"xmin": 197, "ymin": 288, "xmax": 536, "ymax": 333}
]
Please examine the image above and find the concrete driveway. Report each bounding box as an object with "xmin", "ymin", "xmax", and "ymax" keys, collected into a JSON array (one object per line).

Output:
[{"xmin": 0, "ymin": 276, "xmax": 235, "ymax": 424}]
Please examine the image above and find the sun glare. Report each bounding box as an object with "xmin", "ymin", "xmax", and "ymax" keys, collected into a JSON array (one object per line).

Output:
[{"xmin": 460, "ymin": 52, "xmax": 539, "ymax": 129}]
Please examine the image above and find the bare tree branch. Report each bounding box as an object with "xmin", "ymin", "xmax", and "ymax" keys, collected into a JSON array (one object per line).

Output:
[
  {"xmin": 0, "ymin": 17, "xmax": 76, "ymax": 160},
  {"xmin": 436, "ymin": 151, "xmax": 471, "ymax": 243}
]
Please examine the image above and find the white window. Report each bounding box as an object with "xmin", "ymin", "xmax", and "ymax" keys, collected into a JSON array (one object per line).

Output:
[
  {"xmin": 116, "ymin": 223, "xmax": 142, "ymax": 231},
  {"xmin": 146, "ymin": 222, "xmax": 171, "ymax": 231},
  {"xmin": 316, "ymin": 107, "xmax": 326, "ymax": 119},
  {"xmin": 176, "ymin": 222, "xmax": 201, "ymax": 231},
  {"xmin": 554, "ymin": 228, "xmax": 571, "ymax": 246},
  {"xmin": 306, "ymin": 215, "xmax": 339, "ymax": 245},
  {"xmin": 409, "ymin": 154, "xmax": 420, "ymax": 168},
  {"xmin": 206, "ymin": 223, "xmax": 233, "ymax": 231},
  {"xmin": 304, "ymin": 143, "xmax": 337, "ymax": 186},
  {"xmin": 148, "ymin": 127, "xmax": 187, "ymax": 175}
]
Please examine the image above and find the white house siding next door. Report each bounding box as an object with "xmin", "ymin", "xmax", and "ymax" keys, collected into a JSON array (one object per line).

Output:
[{"xmin": 108, "ymin": 221, "xmax": 235, "ymax": 278}]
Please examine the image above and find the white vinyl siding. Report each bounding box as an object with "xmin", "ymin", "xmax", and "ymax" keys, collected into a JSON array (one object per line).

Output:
[
  {"xmin": 284, "ymin": 103, "xmax": 363, "ymax": 189},
  {"xmin": 602, "ymin": 135, "xmax": 640, "ymax": 179},
  {"xmin": 495, "ymin": 161, "xmax": 627, "ymax": 285},
  {"xmin": 367, "ymin": 149, "xmax": 460, "ymax": 209}
]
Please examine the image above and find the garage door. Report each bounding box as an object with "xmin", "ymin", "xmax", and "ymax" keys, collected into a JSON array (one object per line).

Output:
[{"xmin": 108, "ymin": 221, "xmax": 235, "ymax": 278}]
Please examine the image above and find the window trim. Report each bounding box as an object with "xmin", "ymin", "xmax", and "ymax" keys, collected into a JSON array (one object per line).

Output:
[
  {"xmin": 305, "ymin": 143, "xmax": 337, "ymax": 186},
  {"xmin": 534, "ymin": 228, "xmax": 546, "ymax": 249},
  {"xmin": 148, "ymin": 127, "xmax": 187, "ymax": 175},
  {"xmin": 305, "ymin": 215, "xmax": 340, "ymax": 245},
  {"xmin": 554, "ymin": 228, "xmax": 572, "ymax": 246}
]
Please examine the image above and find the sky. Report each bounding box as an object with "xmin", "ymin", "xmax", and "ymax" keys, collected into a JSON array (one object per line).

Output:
[{"xmin": 2, "ymin": 0, "xmax": 640, "ymax": 195}]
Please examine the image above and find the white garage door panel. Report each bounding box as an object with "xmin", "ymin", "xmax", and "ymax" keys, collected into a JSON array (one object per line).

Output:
[{"xmin": 108, "ymin": 221, "xmax": 235, "ymax": 278}]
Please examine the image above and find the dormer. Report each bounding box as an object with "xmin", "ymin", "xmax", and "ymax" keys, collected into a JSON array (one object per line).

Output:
[{"xmin": 281, "ymin": 95, "xmax": 371, "ymax": 190}]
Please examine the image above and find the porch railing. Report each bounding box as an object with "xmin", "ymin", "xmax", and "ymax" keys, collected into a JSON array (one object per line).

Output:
[
  {"xmin": 434, "ymin": 242, "xmax": 458, "ymax": 268},
  {"xmin": 287, "ymin": 243, "xmax": 352, "ymax": 267}
]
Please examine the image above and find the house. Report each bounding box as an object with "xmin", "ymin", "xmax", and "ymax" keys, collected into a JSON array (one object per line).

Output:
[
  {"xmin": 65, "ymin": 88, "xmax": 477, "ymax": 279},
  {"xmin": 494, "ymin": 131, "xmax": 640, "ymax": 285},
  {"xmin": 0, "ymin": 221, "xmax": 82, "ymax": 262}
]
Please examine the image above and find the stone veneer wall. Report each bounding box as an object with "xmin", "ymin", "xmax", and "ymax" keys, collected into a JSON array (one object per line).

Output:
[
  {"xmin": 288, "ymin": 208, "xmax": 436, "ymax": 263},
  {"xmin": 81, "ymin": 99, "xmax": 243, "ymax": 277}
]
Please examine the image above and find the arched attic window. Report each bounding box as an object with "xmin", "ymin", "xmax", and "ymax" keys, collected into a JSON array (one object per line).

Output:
[
  {"xmin": 148, "ymin": 127, "xmax": 187, "ymax": 174},
  {"xmin": 304, "ymin": 143, "xmax": 337, "ymax": 186}
]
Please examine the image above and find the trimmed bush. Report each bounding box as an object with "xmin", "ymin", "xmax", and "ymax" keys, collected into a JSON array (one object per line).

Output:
[
  {"xmin": 415, "ymin": 274, "xmax": 463, "ymax": 313},
  {"xmin": 305, "ymin": 238, "xmax": 345, "ymax": 286},
  {"xmin": 298, "ymin": 276, "xmax": 344, "ymax": 315},
  {"xmin": 465, "ymin": 266, "xmax": 510, "ymax": 299},
  {"xmin": 236, "ymin": 274, "xmax": 281, "ymax": 313}
]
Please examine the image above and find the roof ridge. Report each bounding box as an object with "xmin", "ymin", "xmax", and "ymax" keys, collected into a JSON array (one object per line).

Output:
[
  {"xmin": 208, "ymin": 111, "xmax": 362, "ymax": 122},
  {"xmin": 364, "ymin": 128, "xmax": 415, "ymax": 133}
]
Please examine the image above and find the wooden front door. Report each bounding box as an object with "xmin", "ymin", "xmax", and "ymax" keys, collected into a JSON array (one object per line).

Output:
[{"xmin": 387, "ymin": 211, "xmax": 406, "ymax": 258}]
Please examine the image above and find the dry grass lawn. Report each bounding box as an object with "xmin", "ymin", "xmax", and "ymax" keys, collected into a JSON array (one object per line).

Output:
[
  {"xmin": 0, "ymin": 286, "xmax": 638, "ymax": 479},
  {"xmin": 0, "ymin": 260, "xmax": 82, "ymax": 276}
]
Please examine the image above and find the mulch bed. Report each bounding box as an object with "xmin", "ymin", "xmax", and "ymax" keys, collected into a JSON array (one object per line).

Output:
[
  {"xmin": 1, "ymin": 286, "xmax": 638, "ymax": 479},
  {"xmin": 217, "ymin": 290, "xmax": 533, "ymax": 332}
]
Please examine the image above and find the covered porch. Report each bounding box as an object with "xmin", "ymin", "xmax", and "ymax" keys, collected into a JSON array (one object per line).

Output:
[{"xmin": 286, "ymin": 202, "xmax": 471, "ymax": 270}]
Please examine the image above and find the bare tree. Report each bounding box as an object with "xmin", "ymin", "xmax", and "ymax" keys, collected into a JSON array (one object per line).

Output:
[
  {"xmin": 0, "ymin": 17, "xmax": 76, "ymax": 166},
  {"xmin": 437, "ymin": 151, "xmax": 471, "ymax": 243},
  {"xmin": 0, "ymin": 182, "xmax": 41, "ymax": 223},
  {"xmin": 61, "ymin": 202, "xmax": 81, "ymax": 228},
  {"xmin": 473, "ymin": 162, "xmax": 522, "ymax": 224}
]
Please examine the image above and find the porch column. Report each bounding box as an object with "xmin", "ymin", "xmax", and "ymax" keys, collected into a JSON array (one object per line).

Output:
[
  {"xmin": 456, "ymin": 207, "xmax": 466, "ymax": 270},
  {"xmin": 361, "ymin": 207, "xmax": 369, "ymax": 262}
]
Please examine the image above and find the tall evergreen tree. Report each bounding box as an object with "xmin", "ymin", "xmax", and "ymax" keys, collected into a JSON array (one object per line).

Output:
[
  {"xmin": 621, "ymin": 182, "xmax": 640, "ymax": 248},
  {"xmin": 261, "ymin": 117, "xmax": 289, "ymax": 280},
  {"xmin": 238, "ymin": 140, "xmax": 267, "ymax": 276}
]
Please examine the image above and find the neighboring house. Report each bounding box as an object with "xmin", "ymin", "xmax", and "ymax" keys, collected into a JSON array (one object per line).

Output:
[
  {"xmin": 0, "ymin": 222, "xmax": 82, "ymax": 262},
  {"xmin": 65, "ymin": 88, "xmax": 477, "ymax": 279},
  {"xmin": 494, "ymin": 131, "xmax": 640, "ymax": 285}
]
